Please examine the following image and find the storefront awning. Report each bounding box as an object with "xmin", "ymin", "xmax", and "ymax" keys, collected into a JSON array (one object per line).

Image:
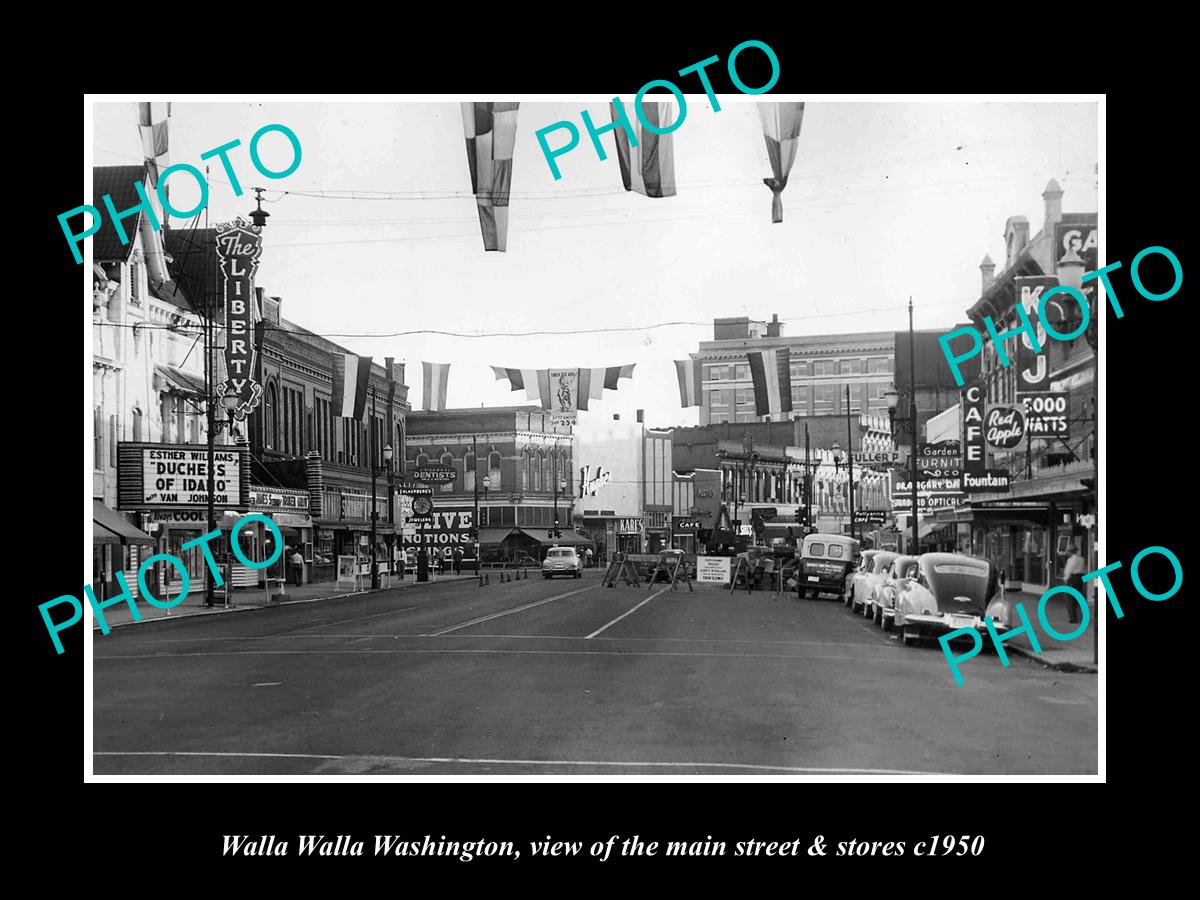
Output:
[
  {"xmin": 478, "ymin": 527, "xmax": 517, "ymax": 545},
  {"xmin": 153, "ymin": 363, "xmax": 206, "ymax": 396},
  {"xmin": 93, "ymin": 500, "xmax": 154, "ymax": 545},
  {"xmin": 918, "ymin": 520, "xmax": 950, "ymax": 539}
]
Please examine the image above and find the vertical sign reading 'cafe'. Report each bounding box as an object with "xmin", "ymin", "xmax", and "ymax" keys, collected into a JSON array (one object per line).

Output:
[{"xmin": 215, "ymin": 217, "xmax": 264, "ymax": 419}]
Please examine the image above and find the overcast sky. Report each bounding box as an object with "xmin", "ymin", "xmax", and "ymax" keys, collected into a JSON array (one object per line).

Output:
[{"xmin": 92, "ymin": 98, "xmax": 1097, "ymax": 429}]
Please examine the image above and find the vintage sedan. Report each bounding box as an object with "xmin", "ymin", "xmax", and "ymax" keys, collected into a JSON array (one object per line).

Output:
[
  {"xmin": 893, "ymin": 553, "xmax": 1011, "ymax": 647},
  {"xmin": 871, "ymin": 554, "xmax": 919, "ymax": 631},
  {"xmin": 850, "ymin": 550, "xmax": 898, "ymax": 616}
]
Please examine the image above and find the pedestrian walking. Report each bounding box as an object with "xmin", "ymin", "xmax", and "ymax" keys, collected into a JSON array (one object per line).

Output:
[
  {"xmin": 453, "ymin": 547, "xmax": 462, "ymax": 574},
  {"xmin": 289, "ymin": 547, "xmax": 305, "ymax": 586},
  {"xmin": 1063, "ymin": 544, "xmax": 1087, "ymax": 624}
]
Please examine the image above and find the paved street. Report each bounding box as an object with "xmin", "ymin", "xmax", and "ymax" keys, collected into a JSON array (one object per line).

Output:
[{"xmin": 93, "ymin": 571, "xmax": 1097, "ymax": 776}]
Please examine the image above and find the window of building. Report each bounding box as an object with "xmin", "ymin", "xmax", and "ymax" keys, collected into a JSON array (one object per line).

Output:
[
  {"xmin": 732, "ymin": 364, "xmax": 748, "ymax": 381},
  {"xmin": 415, "ymin": 452, "xmax": 428, "ymax": 468},
  {"xmin": 710, "ymin": 389, "xmax": 727, "ymax": 408},
  {"xmin": 131, "ymin": 406, "xmax": 143, "ymax": 442},
  {"xmin": 706, "ymin": 364, "xmax": 727, "ymax": 382},
  {"xmin": 109, "ymin": 414, "xmax": 117, "ymax": 467},
  {"xmin": 175, "ymin": 396, "xmax": 187, "ymax": 445},
  {"xmin": 867, "ymin": 357, "xmax": 892, "ymax": 374},
  {"xmin": 734, "ymin": 388, "xmax": 753, "ymax": 408},
  {"xmin": 521, "ymin": 452, "xmax": 531, "ymax": 490},
  {"xmin": 440, "ymin": 451, "xmax": 454, "ymax": 491},
  {"xmin": 264, "ymin": 383, "xmax": 277, "ymax": 451},
  {"xmin": 813, "ymin": 360, "xmax": 835, "ymax": 376},
  {"xmin": 94, "ymin": 407, "xmax": 104, "ymax": 470},
  {"xmin": 790, "ymin": 360, "xmax": 807, "ymax": 378},
  {"xmin": 791, "ymin": 385, "xmax": 809, "ymax": 409},
  {"xmin": 814, "ymin": 385, "xmax": 836, "ymax": 414},
  {"xmin": 488, "ymin": 450, "xmax": 502, "ymax": 489},
  {"xmin": 464, "ymin": 449, "xmax": 475, "ymax": 491},
  {"xmin": 841, "ymin": 359, "xmax": 861, "ymax": 375},
  {"xmin": 130, "ymin": 261, "xmax": 142, "ymax": 307}
]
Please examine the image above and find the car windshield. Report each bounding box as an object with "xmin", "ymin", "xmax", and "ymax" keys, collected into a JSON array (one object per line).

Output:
[
  {"xmin": 872, "ymin": 554, "xmax": 898, "ymax": 573},
  {"xmin": 827, "ymin": 544, "xmax": 844, "ymax": 559},
  {"xmin": 807, "ymin": 542, "xmax": 825, "ymax": 557},
  {"xmin": 548, "ymin": 549, "xmax": 572, "ymax": 558}
]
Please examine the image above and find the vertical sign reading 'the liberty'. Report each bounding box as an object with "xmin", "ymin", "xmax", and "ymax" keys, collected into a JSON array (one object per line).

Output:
[{"xmin": 215, "ymin": 217, "xmax": 264, "ymax": 419}]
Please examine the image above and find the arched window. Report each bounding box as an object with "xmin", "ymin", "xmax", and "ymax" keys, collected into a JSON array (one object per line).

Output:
[
  {"xmin": 394, "ymin": 423, "xmax": 403, "ymax": 473},
  {"xmin": 537, "ymin": 452, "xmax": 547, "ymax": 492},
  {"xmin": 488, "ymin": 450, "xmax": 502, "ymax": 489},
  {"xmin": 264, "ymin": 382, "xmax": 277, "ymax": 450},
  {"xmin": 521, "ymin": 451, "xmax": 532, "ymax": 491},
  {"xmin": 440, "ymin": 451, "xmax": 454, "ymax": 492},
  {"xmin": 464, "ymin": 448, "xmax": 475, "ymax": 492},
  {"xmin": 416, "ymin": 451, "xmax": 428, "ymax": 468}
]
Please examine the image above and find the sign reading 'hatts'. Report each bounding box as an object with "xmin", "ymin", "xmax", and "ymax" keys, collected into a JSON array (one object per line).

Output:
[{"xmin": 215, "ymin": 218, "xmax": 264, "ymax": 420}]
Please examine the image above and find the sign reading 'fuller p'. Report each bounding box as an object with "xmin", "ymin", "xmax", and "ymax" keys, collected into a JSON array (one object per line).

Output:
[{"xmin": 215, "ymin": 218, "xmax": 264, "ymax": 420}]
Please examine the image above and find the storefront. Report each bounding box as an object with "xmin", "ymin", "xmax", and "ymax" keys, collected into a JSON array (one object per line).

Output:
[
  {"xmin": 92, "ymin": 499, "xmax": 155, "ymax": 601},
  {"xmin": 248, "ymin": 485, "xmax": 314, "ymax": 586},
  {"xmin": 317, "ymin": 485, "xmax": 395, "ymax": 582}
]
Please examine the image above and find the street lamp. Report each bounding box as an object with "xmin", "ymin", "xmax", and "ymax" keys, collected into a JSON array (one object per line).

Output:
[{"xmin": 885, "ymin": 387, "xmax": 900, "ymax": 437}]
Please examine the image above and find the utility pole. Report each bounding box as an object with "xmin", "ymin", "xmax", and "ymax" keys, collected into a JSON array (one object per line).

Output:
[
  {"xmin": 805, "ymin": 420, "xmax": 811, "ymax": 532},
  {"xmin": 369, "ymin": 385, "xmax": 379, "ymax": 589},
  {"xmin": 846, "ymin": 384, "xmax": 855, "ymax": 541},
  {"xmin": 909, "ymin": 297, "xmax": 919, "ymax": 554}
]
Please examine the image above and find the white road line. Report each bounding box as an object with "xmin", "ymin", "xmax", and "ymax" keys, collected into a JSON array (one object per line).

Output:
[
  {"xmin": 426, "ymin": 585, "xmax": 598, "ymax": 636},
  {"xmin": 92, "ymin": 750, "xmax": 953, "ymax": 776},
  {"xmin": 585, "ymin": 587, "xmax": 669, "ymax": 639},
  {"xmin": 124, "ymin": 634, "xmax": 907, "ymax": 649},
  {"xmin": 252, "ymin": 682, "xmax": 282, "ymax": 687},
  {"xmin": 96, "ymin": 647, "xmax": 933, "ymax": 664}
]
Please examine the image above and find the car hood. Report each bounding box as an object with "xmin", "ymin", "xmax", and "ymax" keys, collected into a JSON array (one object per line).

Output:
[{"xmin": 925, "ymin": 567, "xmax": 996, "ymax": 615}]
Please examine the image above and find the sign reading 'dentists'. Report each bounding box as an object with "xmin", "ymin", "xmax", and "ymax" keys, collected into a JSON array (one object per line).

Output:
[{"xmin": 58, "ymin": 123, "xmax": 301, "ymax": 264}]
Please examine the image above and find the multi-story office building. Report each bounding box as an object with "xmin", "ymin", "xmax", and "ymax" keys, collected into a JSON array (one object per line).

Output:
[{"xmin": 691, "ymin": 316, "xmax": 896, "ymax": 425}]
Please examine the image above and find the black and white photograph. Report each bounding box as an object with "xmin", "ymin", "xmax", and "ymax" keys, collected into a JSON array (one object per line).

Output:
[{"xmin": 79, "ymin": 93, "xmax": 1108, "ymax": 780}]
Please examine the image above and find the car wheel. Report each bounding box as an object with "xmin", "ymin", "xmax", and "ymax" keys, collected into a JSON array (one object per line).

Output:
[
  {"xmin": 543, "ymin": 573, "xmax": 550, "ymax": 579},
  {"xmin": 881, "ymin": 612, "xmax": 893, "ymax": 632},
  {"xmin": 902, "ymin": 625, "xmax": 919, "ymax": 647},
  {"xmin": 873, "ymin": 604, "xmax": 882, "ymax": 626}
]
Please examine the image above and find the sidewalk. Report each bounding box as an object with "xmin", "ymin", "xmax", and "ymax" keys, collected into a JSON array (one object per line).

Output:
[
  {"xmin": 90, "ymin": 571, "xmax": 483, "ymax": 631},
  {"xmin": 1003, "ymin": 590, "xmax": 1098, "ymax": 673}
]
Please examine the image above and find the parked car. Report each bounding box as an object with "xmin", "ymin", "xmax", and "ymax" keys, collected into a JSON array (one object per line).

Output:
[
  {"xmin": 893, "ymin": 553, "xmax": 1013, "ymax": 647},
  {"xmin": 796, "ymin": 533, "xmax": 860, "ymax": 600},
  {"xmin": 872, "ymin": 554, "xmax": 919, "ymax": 631},
  {"xmin": 542, "ymin": 547, "xmax": 583, "ymax": 579},
  {"xmin": 846, "ymin": 550, "xmax": 879, "ymax": 609},
  {"xmin": 853, "ymin": 550, "xmax": 899, "ymax": 617}
]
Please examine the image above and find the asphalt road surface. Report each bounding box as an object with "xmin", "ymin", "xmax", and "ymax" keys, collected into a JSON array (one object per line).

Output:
[{"xmin": 93, "ymin": 570, "xmax": 1097, "ymax": 775}]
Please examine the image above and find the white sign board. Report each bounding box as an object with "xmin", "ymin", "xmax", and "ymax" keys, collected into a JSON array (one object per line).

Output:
[
  {"xmin": 142, "ymin": 447, "xmax": 240, "ymax": 506},
  {"xmin": 696, "ymin": 556, "xmax": 731, "ymax": 584}
]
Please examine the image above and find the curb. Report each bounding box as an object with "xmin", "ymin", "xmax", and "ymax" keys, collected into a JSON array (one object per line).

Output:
[
  {"xmin": 91, "ymin": 576, "xmax": 481, "ymax": 632},
  {"xmin": 1007, "ymin": 643, "xmax": 1098, "ymax": 674}
]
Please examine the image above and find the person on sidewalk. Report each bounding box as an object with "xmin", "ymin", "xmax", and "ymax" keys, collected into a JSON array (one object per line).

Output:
[
  {"xmin": 290, "ymin": 547, "xmax": 305, "ymax": 586},
  {"xmin": 452, "ymin": 547, "xmax": 462, "ymax": 575},
  {"xmin": 1063, "ymin": 545, "xmax": 1087, "ymax": 624}
]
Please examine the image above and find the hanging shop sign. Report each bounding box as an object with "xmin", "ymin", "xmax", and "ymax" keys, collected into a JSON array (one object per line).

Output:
[
  {"xmin": 579, "ymin": 465, "xmax": 612, "ymax": 496},
  {"xmin": 1018, "ymin": 392, "xmax": 1070, "ymax": 438},
  {"xmin": 962, "ymin": 386, "xmax": 987, "ymax": 477},
  {"xmin": 1014, "ymin": 275, "xmax": 1058, "ymax": 393},
  {"xmin": 985, "ymin": 406, "xmax": 1026, "ymax": 449},
  {"xmin": 117, "ymin": 442, "xmax": 248, "ymax": 510},
  {"xmin": 410, "ymin": 465, "xmax": 456, "ymax": 485},
  {"xmin": 214, "ymin": 218, "xmax": 264, "ymax": 420},
  {"xmin": 854, "ymin": 509, "xmax": 888, "ymax": 525},
  {"xmin": 248, "ymin": 487, "xmax": 310, "ymax": 511},
  {"xmin": 962, "ymin": 468, "xmax": 1012, "ymax": 493}
]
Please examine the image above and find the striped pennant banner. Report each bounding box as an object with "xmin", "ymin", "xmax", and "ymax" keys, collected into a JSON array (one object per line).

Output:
[
  {"xmin": 674, "ymin": 358, "xmax": 703, "ymax": 408},
  {"xmin": 609, "ymin": 101, "xmax": 677, "ymax": 199},
  {"xmin": 331, "ymin": 353, "xmax": 373, "ymax": 420},
  {"xmin": 747, "ymin": 348, "xmax": 793, "ymax": 418},
  {"xmin": 462, "ymin": 102, "xmax": 520, "ymax": 251},
  {"xmin": 138, "ymin": 102, "xmax": 172, "ymax": 189},
  {"xmin": 758, "ymin": 102, "xmax": 805, "ymax": 223},
  {"xmin": 492, "ymin": 365, "xmax": 636, "ymax": 411},
  {"xmin": 422, "ymin": 362, "xmax": 450, "ymax": 411}
]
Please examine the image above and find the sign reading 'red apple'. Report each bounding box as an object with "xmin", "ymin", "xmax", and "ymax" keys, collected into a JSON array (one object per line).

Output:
[
  {"xmin": 215, "ymin": 218, "xmax": 264, "ymax": 420},
  {"xmin": 985, "ymin": 406, "xmax": 1026, "ymax": 449}
]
